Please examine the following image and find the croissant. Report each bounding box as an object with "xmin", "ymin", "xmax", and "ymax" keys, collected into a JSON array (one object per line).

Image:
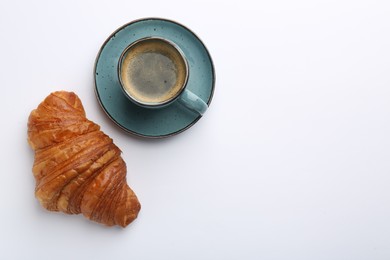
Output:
[{"xmin": 27, "ymin": 91, "xmax": 140, "ymax": 227}]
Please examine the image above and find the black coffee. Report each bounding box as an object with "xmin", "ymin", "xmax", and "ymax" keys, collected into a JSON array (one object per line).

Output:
[{"xmin": 120, "ymin": 38, "xmax": 187, "ymax": 105}]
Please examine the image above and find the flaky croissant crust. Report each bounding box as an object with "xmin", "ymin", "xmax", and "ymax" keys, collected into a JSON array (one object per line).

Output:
[{"xmin": 28, "ymin": 91, "xmax": 140, "ymax": 227}]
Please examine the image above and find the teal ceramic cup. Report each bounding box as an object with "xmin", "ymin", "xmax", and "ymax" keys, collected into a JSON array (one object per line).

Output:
[{"xmin": 118, "ymin": 37, "xmax": 208, "ymax": 115}]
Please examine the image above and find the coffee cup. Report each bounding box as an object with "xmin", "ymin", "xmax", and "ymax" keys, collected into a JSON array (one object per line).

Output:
[{"xmin": 118, "ymin": 37, "xmax": 208, "ymax": 115}]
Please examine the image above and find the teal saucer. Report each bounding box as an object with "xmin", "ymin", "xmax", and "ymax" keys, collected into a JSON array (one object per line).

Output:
[{"xmin": 94, "ymin": 18, "xmax": 215, "ymax": 138}]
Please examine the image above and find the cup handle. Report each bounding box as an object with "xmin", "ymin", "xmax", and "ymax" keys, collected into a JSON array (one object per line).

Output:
[{"xmin": 177, "ymin": 89, "xmax": 208, "ymax": 116}]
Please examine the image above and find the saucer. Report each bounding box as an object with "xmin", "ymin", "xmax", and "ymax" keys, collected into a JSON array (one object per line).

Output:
[{"xmin": 94, "ymin": 18, "xmax": 215, "ymax": 138}]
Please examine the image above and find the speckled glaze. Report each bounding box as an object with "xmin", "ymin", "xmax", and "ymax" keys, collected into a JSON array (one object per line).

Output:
[{"xmin": 94, "ymin": 18, "xmax": 215, "ymax": 138}]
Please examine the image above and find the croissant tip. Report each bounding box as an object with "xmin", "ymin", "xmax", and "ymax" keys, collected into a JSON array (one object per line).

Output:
[{"xmin": 119, "ymin": 216, "xmax": 139, "ymax": 228}]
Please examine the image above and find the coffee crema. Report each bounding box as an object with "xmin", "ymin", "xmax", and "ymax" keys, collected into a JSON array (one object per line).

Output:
[{"xmin": 120, "ymin": 38, "xmax": 187, "ymax": 105}]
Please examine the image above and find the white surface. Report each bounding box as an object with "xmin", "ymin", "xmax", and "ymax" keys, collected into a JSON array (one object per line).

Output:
[{"xmin": 1, "ymin": 0, "xmax": 390, "ymax": 259}]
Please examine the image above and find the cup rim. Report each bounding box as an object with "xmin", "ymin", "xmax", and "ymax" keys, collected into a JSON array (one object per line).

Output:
[{"xmin": 117, "ymin": 36, "xmax": 190, "ymax": 108}]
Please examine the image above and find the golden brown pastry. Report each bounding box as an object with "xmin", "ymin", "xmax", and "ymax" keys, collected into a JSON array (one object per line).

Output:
[{"xmin": 27, "ymin": 91, "xmax": 140, "ymax": 227}]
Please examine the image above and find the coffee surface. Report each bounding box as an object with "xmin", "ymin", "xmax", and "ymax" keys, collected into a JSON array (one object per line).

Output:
[{"xmin": 120, "ymin": 39, "xmax": 187, "ymax": 105}]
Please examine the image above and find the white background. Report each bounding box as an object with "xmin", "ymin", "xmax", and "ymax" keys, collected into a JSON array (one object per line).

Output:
[{"xmin": 1, "ymin": 0, "xmax": 390, "ymax": 259}]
